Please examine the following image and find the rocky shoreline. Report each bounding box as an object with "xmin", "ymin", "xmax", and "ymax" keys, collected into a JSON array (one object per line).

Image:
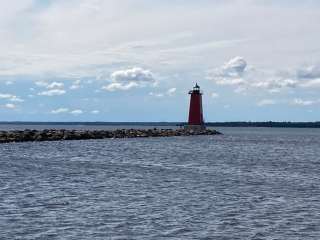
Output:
[{"xmin": 0, "ymin": 128, "xmax": 222, "ymax": 143}]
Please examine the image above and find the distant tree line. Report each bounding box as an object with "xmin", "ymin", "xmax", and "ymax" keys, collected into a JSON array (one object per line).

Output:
[
  {"xmin": 0, "ymin": 121, "xmax": 320, "ymax": 128},
  {"xmin": 203, "ymin": 121, "xmax": 320, "ymax": 128}
]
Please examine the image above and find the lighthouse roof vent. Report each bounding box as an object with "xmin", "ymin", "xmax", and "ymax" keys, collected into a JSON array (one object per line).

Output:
[{"xmin": 189, "ymin": 83, "xmax": 202, "ymax": 95}]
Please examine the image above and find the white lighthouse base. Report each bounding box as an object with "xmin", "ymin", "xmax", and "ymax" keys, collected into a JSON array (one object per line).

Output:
[{"xmin": 184, "ymin": 124, "xmax": 206, "ymax": 131}]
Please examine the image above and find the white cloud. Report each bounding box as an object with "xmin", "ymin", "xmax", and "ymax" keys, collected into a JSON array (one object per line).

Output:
[
  {"xmin": 35, "ymin": 80, "xmax": 66, "ymax": 96},
  {"xmin": 297, "ymin": 65, "xmax": 320, "ymax": 79},
  {"xmin": 0, "ymin": 93, "xmax": 14, "ymax": 99},
  {"xmin": 111, "ymin": 67, "xmax": 155, "ymax": 84},
  {"xmin": 0, "ymin": 93, "xmax": 24, "ymax": 102},
  {"xmin": 251, "ymin": 78, "xmax": 297, "ymax": 91},
  {"xmin": 220, "ymin": 56, "xmax": 247, "ymax": 78},
  {"xmin": 51, "ymin": 108, "xmax": 88, "ymax": 115},
  {"xmin": 0, "ymin": 0, "xmax": 319, "ymax": 82},
  {"xmin": 4, "ymin": 103, "xmax": 16, "ymax": 109},
  {"xmin": 0, "ymin": 1, "xmax": 33, "ymax": 23},
  {"xmin": 35, "ymin": 81, "xmax": 49, "ymax": 87},
  {"xmin": 209, "ymin": 57, "xmax": 302, "ymax": 93},
  {"xmin": 167, "ymin": 88, "xmax": 176, "ymax": 96},
  {"xmin": 300, "ymin": 78, "xmax": 320, "ymax": 88},
  {"xmin": 149, "ymin": 92, "xmax": 164, "ymax": 98},
  {"xmin": 38, "ymin": 89, "xmax": 66, "ymax": 96},
  {"xmin": 292, "ymin": 64, "xmax": 320, "ymax": 88},
  {"xmin": 46, "ymin": 82, "xmax": 64, "ymax": 89},
  {"xmin": 215, "ymin": 78, "xmax": 246, "ymax": 86},
  {"xmin": 102, "ymin": 82, "xmax": 139, "ymax": 91},
  {"xmin": 70, "ymin": 80, "xmax": 82, "ymax": 90},
  {"xmin": 9, "ymin": 96, "xmax": 24, "ymax": 102},
  {"xmin": 149, "ymin": 87, "xmax": 177, "ymax": 98},
  {"xmin": 70, "ymin": 109, "xmax": 83, "ymax": 115},
  {"xmin": 291, "ymin": 98, "xmax": 317, "ymax": 106},
  {"xmin": 0, "ymin": 1, "xmax": 320, "ymax": 121},
  {"xmin": 234, "ymin": 86, "xmax": 247, "ymax": 94},
  {"xmin": 51, "ymin": 108, "xmax": 69, "ymax": 114},
  {"xmin": 211, "ymin": 92, "xmax": 219, "ymax": 98},
  {"xmin": 257, "ymin": 99, "xmax": 276, "ymax": 106},
  {"xmin": 91, "ymin": 110, "xmax": 100, "ymax": 114},
  {"xmin": 102, "ymin": 67, "xmax": 155, "ymax": 91},
  {"xmin": 210, "ymin": 56, "xmax": 248, "ymax": 86},
  {"xmin": 5, "ymin": 81, "xmax": 14, "ymax": 85}
]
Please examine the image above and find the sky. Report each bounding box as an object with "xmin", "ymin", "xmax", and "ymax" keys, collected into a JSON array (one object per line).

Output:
[{"xmin": 0, "ymin": 0, "xmax": 320, "ymax": 122}]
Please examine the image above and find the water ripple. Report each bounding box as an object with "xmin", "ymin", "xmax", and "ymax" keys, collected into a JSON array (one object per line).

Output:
[{"xmin": 0, "ymin": 128, "xmax": 320, "ymax": 239}]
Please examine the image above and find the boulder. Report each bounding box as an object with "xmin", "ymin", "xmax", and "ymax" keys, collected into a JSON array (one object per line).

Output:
[{"xmin": 0, "ymin": 128, "xmax": 222, "ymax": 143}]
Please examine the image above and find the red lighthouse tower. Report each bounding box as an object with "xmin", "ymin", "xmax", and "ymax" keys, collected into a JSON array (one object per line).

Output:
[{"xmin": 186, "ymin": 83, "xmax": 205, "ymax": 130}]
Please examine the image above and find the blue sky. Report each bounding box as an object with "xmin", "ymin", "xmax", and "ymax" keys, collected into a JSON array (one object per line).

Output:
[{"xmin": 0, "ymin": 0, "xmax": 320, "ymax": 122}]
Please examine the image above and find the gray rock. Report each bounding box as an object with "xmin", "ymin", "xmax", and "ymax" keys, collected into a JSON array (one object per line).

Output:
[{"xmin": 0, "ymin": 128, "xmax": 222, "ymax": 144}]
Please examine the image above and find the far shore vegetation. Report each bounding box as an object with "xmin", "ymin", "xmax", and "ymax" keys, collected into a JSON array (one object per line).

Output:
[{"xmin": 0, "ymin": 121, "xmax": 319, "ymax": 128}]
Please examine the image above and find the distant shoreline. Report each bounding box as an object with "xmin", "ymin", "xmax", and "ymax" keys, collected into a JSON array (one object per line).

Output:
[
  {"xmin": 0, "ymin": 121, "xmax": 319, "ymax": 128},
  {"xmin": 205, "ymin": 122, "xmax": 320, "ymax": 128}
]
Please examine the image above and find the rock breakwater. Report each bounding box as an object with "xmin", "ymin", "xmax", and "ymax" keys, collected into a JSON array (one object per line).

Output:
[{"xmin": 0, "ymin": 128, "xmax": 221, "ymax": 143}]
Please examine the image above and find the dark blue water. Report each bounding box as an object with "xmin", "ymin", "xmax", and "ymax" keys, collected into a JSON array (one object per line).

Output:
[{"xmin": 0, "ymin": 127, "xmax": 319, "ymax": 239}]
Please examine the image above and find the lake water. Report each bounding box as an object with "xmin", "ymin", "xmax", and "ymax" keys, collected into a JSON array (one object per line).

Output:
[{"xmin": 0, "ymin": 126, "xmax": 319, "ymax": 239}]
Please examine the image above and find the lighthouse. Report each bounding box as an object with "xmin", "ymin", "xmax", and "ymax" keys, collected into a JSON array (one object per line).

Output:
[{"xmin": 185, "ymin": 83, "xmax": 206, "ymax": 131}]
